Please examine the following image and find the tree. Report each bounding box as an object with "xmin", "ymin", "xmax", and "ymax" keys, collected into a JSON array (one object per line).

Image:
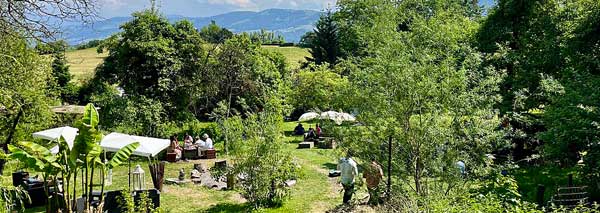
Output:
[
  {"xmin": 199, "ymin": 20, "xmax": 233, "ymax": 44},
  {"xmin": 289, "ymin": 63, "xmax": 350, "ymax": 112},
  {"xmin": 214, "ymin": 98, "xmax": 297, "ymax": 209},
  {"xmin": 332, "ymin": 0, "xmax": 509, "ymax": 209},
  {"xmin": 94, "ymin": 10, "xmax": 208, "ymax": 118},
  {"xmin": 0, "ymin": 0, "xmax": 97, "ymax": 39},
  {"xmin": 303, "ymin": 9, "xmax": 341, "ymax": 66},
  {"xmin": 0, "ymin": 32, "xmax": 55, "ymax": 174},
  {"xmin": 51, "ymin": 52, "xmax": 72, "ymax": 103},
  {"xmin": 35, "ymin": 40, "xmax": 69, "ymax": 55}
]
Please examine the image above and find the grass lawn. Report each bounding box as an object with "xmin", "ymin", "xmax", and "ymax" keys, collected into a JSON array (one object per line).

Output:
[
  {"xmin": 17, "ymin": 122, "xmax": 354, "ymax": 213},
  {"xmin": 65, "ymin": 48, "xmax": 108, "ymax": 84},
  {"xmin": 65, "ymin": 46, "xmax": 309, "ymax": 84},
  {"xmin": 260, "ymin": 45, "xmax": 309, "ymax": 69}
]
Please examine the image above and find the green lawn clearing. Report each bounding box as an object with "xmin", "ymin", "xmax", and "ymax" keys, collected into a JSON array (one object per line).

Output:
[{"xmin": 19, "ymin": 122, "xmax": 354, "ymax": 213}]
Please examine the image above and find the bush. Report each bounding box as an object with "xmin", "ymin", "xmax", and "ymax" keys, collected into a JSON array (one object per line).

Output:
[{"xmin": 178, "ymin": 121, "xmax": 222, "ymax": 142}]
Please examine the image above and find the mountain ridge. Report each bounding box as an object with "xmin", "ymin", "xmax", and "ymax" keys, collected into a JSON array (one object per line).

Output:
[{"xmin": 62, "ymin": 8, "xmax": 322, "ymax": 45}]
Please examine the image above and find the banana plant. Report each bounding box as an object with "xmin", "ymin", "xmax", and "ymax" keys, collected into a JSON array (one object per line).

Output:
[{"xmin": 9, "ymin": 104, "xmax": 140, "ymax": 213}]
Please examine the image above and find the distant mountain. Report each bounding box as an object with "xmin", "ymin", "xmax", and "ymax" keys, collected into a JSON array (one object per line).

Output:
[{"xmin": 62, "ymin": 9, "xmax": 322, "ymax": 45}]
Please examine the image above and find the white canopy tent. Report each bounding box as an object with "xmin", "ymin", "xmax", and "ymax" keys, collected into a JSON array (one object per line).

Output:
[
  {"xmin": 100, "ymin": 132, "xmax": 170, "ymax": 157},
  {"xmin": 32, "ymin": 126, "xmax": 78, "ymax": 154}
]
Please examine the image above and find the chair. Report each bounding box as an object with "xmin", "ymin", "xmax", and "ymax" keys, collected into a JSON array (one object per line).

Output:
[
  {"xmin": 166, "ymin": 153, "xmax": 177, "ymax": 162},
  {"xmin": 204, "ymin": 149, "xmax": 216, "ymax": 159}
]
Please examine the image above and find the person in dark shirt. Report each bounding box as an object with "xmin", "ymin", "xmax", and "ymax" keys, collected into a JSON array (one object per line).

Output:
[{"xmin": 294, "ymin": 123, "xmax": 305, "ymax": 135}]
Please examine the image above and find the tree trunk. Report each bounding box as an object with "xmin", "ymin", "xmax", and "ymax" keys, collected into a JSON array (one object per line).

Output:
[{"xmin": 0, "ymin": 107, "xmax": 24, "ymax": 174}]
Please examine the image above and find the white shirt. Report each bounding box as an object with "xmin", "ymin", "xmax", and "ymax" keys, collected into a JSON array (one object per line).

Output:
[
  {"xmin": 204, "ymin": 138, "xmax": 214, "ymax": 149},
  {"xmin": 337, "ymin": 157, "xmax": 358, "ymax": 185}
]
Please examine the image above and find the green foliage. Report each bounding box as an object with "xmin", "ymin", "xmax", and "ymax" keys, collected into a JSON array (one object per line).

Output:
[
  {"xmin": 94, "ymin": 93, "xmax": 173, "ymax": 138},
  {"xmin": 289, "ymin": 63, "xmax": 350, "ymax": 111},
  {"xmin": 303, "ymin": 9, "xmax": 341, "ymax": 66},
  {"xmin": 246, "ymin": 29, "xmax": 285, "ymax": 45},
  {"xmin": 330, "ymin": 1, "xmax": 510, "ymax": 210},
  {"xmin": 95, "ymin": 10, "xmax": 207, "ymax": 115},
  {"xmin": 93, "ymin": 10, "xmax": 290, "ymax": 125},
  {"xmin": 34, "ymin": 40, "xmax": 69, "ymax": 55},
  {"xmin": 0, "ymin": 32, "xmax": 55, "ymax": 155},
  {"xmin": 75, "ymin": 39, "xmax": 103, "ymax": 50},
  {"xmin": 118, "ymin": 188, "xmax": 162, "ymax": 213},
  {"xmin": 8, "ymin": 104, "xmax": 141, "ymax": 212},
  {"xmin": 200, "ymin": 21, "xmax": 233, "ymax": 44},
  {"xmin": 0, "ymin": 185, "xmax": 29, "ymax": 212},
  {"xmin": 218, "ymin": 98, "xmax": 297, "ymax": 209}
]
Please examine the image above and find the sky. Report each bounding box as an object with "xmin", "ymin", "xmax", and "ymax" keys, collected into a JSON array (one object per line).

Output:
[{"xmin": 97, "ymin": 0, "xmax": 337, "ymax": 18}]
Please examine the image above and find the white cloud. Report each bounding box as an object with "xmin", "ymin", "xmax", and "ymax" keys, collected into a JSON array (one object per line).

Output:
[
  {"xmin": 207, "ymin": 0, "xmax": 257, "ymax": 8},
  {"xmin": 97, "ymin": 0, "xmax": 337, "ymax": 18}
]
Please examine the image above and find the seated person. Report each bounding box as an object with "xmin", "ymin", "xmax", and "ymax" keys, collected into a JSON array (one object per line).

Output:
[
  {"xmin": 183, "ymin": 133, "xmax": 194, "ymax": 149},
  {"xmin": 195, "ymin": 136, "xmax": 205, "ymax": 147},
  {"xmin": 199, "ymin": 134, "xmax": 214, "ymax": 150},
  {"xmin": 305, "ymin": 128, "xmax": 317, "ymax": 140},
  {"xmin": 169, "ymin": 135, "xmax": 182, "ymax": 159},
  {"xmin": 316, "ymin": 124, "xmax": 322, "ymax": 137},
  {"xmin": 294, "ymin": 123, "xmax": 305, "ymax": 135}
]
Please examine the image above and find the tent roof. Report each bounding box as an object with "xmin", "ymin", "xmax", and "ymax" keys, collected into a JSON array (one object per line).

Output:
[
  {"xmin": 32, "ymin": 126, "xmax": 78, "ymax": 154},
  {"xmin": 100, "ymin": 132, "xmax": 170, "ymax": 157}
]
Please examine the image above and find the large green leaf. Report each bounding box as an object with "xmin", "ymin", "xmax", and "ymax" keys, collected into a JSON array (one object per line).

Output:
[
  {"xmin": 82, "ymin": 103, "xmax": 99, "ymax": 128},
  {"xmin": 8, "ymin": 145, "xmax": 45, "ymax": 171},
  {"xmin": 17, "ymin": 141, "xmax": 52, "ymax": 158},
  {"xmin": 108, "ymin": 142, "xmax": 140, "ymax": 169}
]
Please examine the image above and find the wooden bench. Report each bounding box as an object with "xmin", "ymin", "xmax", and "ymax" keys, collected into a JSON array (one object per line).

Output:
[
  {"xmin": 166, "ymin": 153, "xmax": 178, "ymax": 162},
  {"xmin": 203, "ymin": 149, "xmax": 216, "ymax": 159}
]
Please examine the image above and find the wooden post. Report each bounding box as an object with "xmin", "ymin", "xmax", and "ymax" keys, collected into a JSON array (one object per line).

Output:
[
  {"xmin": 568, "ymin": 174, "xmax": 573, "ymax": 187},
  {"xmin": 536, "ymin": 185, "xmax": 545, "ymax": 207}
]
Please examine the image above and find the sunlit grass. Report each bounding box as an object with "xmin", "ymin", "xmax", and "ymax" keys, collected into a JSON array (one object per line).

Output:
[{"xmin": 19, "ymin": 122, "xmax": 343, "ymax": 212}]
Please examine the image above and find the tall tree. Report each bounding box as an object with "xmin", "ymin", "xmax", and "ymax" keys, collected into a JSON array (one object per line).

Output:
[
  {"xmin": 333, "ymin": 1, "xmax": 508, "ymax": 209},
  {"xmin": 51, "ymin": 52, "xmax": 72, "ymax": 102},
  {"xmin": 304, "ymin": 9, "xmax": 340, "ymax": 66},
  {"xmin": 0, "ymin": 33, "xmax": 55, "ymax": 173}
]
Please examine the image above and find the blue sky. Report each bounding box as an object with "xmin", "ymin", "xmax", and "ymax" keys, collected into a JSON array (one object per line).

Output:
[{"xmin": 97, "ymin": 0, "xmax": 337, "ymax": 18}]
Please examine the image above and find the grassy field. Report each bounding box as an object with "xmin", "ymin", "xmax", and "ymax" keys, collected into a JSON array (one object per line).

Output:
[
  {"xmin": 65, "ymin": 48, "xmax": 108, "ymax": 84},
  {"xmin": 16, "ymin": 122, "xmax": 365, "ymax": 213},
  {"xmin": 262, "ymin": 45, "xmax": 309, "ymax": 69},
  {"xmin": 65, "ymin": 46, "xmax": 309, "ymax": 83}
]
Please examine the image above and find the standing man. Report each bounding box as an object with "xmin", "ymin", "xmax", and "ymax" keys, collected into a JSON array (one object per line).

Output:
[
  {"xmin": 337, "ymin": 151, "xmax": 358, "ymax": 204},
  {"xmin": 364, "ymin": 157, "xmax": 384, "ymax": 205}
]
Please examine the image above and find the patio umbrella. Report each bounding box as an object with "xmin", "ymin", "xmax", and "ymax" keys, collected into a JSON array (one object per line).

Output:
[
  {"xmin": 298, "ymin": 112, "xmax": 320, "ymax": 122},
  {"xmin": 32, "ymin": 126, "xmax": 78, "ymax": 154},
  {"xmin": 320, "ymin": 111, "xmax": 356, "ymax": 125}
]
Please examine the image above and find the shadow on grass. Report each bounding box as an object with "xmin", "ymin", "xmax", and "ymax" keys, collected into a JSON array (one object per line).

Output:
[
  {"xmin": 323, "ymin": 162, "xmax": 337, "ymax": 170},
  {"xmin": 203, "ymin": 203, "xmax": 251, "ymax": 213}
]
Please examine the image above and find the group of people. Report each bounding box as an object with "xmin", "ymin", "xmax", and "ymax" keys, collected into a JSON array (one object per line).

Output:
[
  {"xmin": 169, "ymin": 133, "xmax": 214, "ymax": 160},
  {"xmin": 294, "ymin": 123, "xmax": 322, "ymax": 140},
  {"xmin": 337, "ymin": 151, "xmax": 384, "ymax": 206}
]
